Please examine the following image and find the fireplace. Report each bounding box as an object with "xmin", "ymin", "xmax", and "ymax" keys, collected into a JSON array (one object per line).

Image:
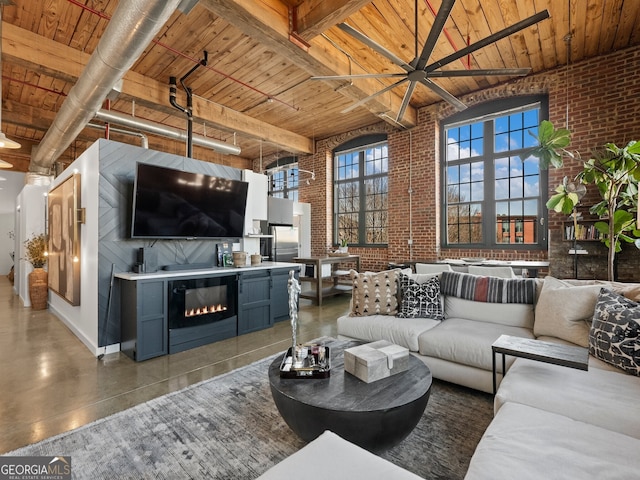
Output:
[{"xmin": 168, "ymin": 276, "xmax": 237, "ymax": 330}]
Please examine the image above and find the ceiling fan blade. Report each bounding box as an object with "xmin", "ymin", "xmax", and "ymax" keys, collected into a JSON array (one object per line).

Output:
[
  {"xmin": 418, "ymin": 78, "xmax": 467, "ymax": 111},
  {"xmin": 414, "ymin": 0, "xmax": 456, "ymax": 71},
  {"xmin": 310, "ymin": 73, "xmax": 406, "ymax": 81},
  {"xmin": 338, "ymin": 23, "xmax": 414, "ymax": 72},
  {"xmin": 425, "ymin": 10, "xmax": 550, "ymax": 73},
  {"xmin": 341, "ymin": 78, "xmax": 409, "ymax": 113},
  {"xmin": 396, "ymin": 81, "xmax": 418, "ymax": 123},
  {"xmin": 427, "ymin": 68, "xmax": 531, "ymax": 77}
]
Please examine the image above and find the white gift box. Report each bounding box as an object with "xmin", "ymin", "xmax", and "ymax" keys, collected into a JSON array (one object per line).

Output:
[{"xmin": 344, "ymin": 340, "xmax": 409, "ymax": 383}]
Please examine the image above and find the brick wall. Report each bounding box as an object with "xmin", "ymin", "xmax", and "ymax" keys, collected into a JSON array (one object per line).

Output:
[{"xmin": 253, "ymin": 44, "xmax": 640, "ymax": 280}]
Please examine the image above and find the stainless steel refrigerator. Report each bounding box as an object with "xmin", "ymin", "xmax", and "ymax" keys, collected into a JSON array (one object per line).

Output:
[{"xmin": 270, "ymin": 226, "xmax": 299, "ymax": 262}]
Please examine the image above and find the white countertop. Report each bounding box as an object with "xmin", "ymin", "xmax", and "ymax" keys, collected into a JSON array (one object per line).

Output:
[{"xmin": 115, "ymin": 261, "xmax": 301, "ymax": 281}]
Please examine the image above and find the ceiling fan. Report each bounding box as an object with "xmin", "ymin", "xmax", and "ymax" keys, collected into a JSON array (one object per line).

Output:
[{"xmin": 312, "ymin": 0, "xmax": 550, "ymax": 123}]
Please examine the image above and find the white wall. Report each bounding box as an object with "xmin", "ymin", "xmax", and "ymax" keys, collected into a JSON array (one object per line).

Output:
[
  {"xmin": 0, "ymin": 213, "xmax": 15, "ymax": 276},
  {"xmin": 48, "ymin": 141, "xmax": 101, "ymax": 355},
  {"xmin": 16, "ymin": 184, "xmax": 49, "ymax": 306},
  {"xmin": 0, "ymin": 170, "xmax": 26, "ymax": 277}
]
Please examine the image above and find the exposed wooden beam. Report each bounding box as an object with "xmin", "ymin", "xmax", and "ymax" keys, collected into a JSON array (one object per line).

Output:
[
  {"xmin": 294, "ymin": 0, "xmax": 373, "ymax": 40},
  {"xmin": 199, "ymin": 0, "xmax": 417, "ymax": 127},
  {"xmin": 2, "ymin": 22, "xmax": 313, "ymax": 155}
]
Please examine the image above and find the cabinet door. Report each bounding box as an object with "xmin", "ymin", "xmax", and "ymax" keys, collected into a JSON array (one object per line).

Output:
[
  {"xmin": 121, "ymin": 280, "xmax": 167, "ymax": 362},
  {"xmin": 238, "ymin": 272, "xmax": 271, "ymax": 334}
]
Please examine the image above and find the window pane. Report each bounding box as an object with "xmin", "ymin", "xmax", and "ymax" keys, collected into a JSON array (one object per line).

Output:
[
  {"xmin": 334, "ymin": 140, "xmax": 388, "ymax": 245},
  {"xmin": 443, "ymin": 103, "xmax": 544, "ymax": 247},
  {"xmin": 471, "ymin": 181, "xmax": 484, "ymax": 201},
  {"xmin": 495, "ymin": 179, "xmax": 509, "ymax": 199}
]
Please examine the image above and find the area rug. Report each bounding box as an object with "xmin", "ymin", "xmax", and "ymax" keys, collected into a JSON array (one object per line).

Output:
[{"xmin": 8, "ymin": 352, "xmax": 493, "ymax": 479}]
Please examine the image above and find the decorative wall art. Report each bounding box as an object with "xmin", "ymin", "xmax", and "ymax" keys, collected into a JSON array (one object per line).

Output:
[{"xmin": 48, "ymin": 173, "xmax": 83, "ymax": 306}]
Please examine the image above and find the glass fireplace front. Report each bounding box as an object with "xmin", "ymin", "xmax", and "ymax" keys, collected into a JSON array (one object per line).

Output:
[{"xmin": 168, "ymin": 275, "xmax": 236, "ymax": 330}]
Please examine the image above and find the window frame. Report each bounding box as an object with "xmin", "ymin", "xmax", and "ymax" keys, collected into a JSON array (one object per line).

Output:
[
  {"xmin": 266, "ymin": 158, "xmax": 299, "ymax": 200},
  {"xmin": 440, "ymin": 95, "xmax": 549, "ymax": 251},
  {"xmin": 333, "ymin": 134, "xmax": 389, "ymax": 247}
]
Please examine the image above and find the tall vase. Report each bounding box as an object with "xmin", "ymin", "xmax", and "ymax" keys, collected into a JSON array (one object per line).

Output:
[{"xmin": 29, "ymin": 268, "xmax": 48, "ymax": 310}]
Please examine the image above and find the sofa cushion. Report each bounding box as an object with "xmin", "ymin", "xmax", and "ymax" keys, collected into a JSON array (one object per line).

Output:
[
  {"xmin": 397, "ymin": 274, "xmax": 443, "ymax": 320},
  {"xmin": 589, "ymin": 288, "xmax": 640, "ymax": 376},
  {"xmin": 465, "ymin": 402, "xmax": 640, "ymax": 480},
  {"xmin": 533, "ymin": 276, "xmax": 602, "ymax": 347},
  {"xmin": 418, "ymin": 318, "xmax": 534, "ymax": 371},
  {"xmin": 256, "ymin": 430, "xmax": 422, "ymax": 480},
  {"xmin": 444, "ymin": 296, "xmax": 534, "ymax": 328},
  {"xmin": 337, "ymin": 314, "xmax": 440, "ymax": 352},
  {"xmin": 440, "ymin": 271, "xmax": 536, "ymax": 304},
  {"xmin": 495, "ymin": 358, "xmax": 640, "ymax": 439},
  {"xmin": 349, "ymin": 269, "xmax": 399, "ymax": 316}
]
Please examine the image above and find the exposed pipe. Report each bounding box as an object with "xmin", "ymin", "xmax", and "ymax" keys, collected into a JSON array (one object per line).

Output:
[
  {"xmin": 94, "ymin": 109, "xmax": 241, "ymax": 156},
  {"xmin": 28, "ymin": 0, "xmax": 182, "ymax": 176},
  {"xmin": 87, "ymin": 122, "xmax": 149, "ymax": 149},
  {"xmin": 170, "ymin": 51, "xmax": 208, "ymax": 158}
]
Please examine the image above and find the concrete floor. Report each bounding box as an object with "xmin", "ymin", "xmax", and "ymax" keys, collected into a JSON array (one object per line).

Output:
[{"xmin": 0, "ymin": 276, "xmax": 349, "ymax": 453}]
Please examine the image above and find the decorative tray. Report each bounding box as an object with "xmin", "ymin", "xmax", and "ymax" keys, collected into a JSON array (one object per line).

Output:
[
  {"xmin": 328, "ymin": 252, "xmax": 350, "ymax": 257},
  {"xmin": 279, "ymin": 345, "xmax": 331, "ymax": 379}
]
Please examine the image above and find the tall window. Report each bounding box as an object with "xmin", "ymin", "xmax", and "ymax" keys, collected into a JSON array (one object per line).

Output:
[
  {"xmin": 268, "ymin": 162, "xmax": 298, "ymax": 200},
  {"xmin": 442, "ymin": 97, "xmax": 548, "ymax": 249},
  {"xmin": 334, "ymin": 135, "xmax": 388, "ymax": 246}
]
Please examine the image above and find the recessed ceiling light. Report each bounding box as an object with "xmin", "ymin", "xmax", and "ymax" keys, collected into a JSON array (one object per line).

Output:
[{"xmin": 0, "ymin": 159, "xmax": 13, "ymax": 168}]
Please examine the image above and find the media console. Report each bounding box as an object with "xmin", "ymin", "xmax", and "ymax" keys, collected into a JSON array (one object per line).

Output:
[{"xmin": 116, "ymin": 262, "xmax": 301, "ymax": 361}]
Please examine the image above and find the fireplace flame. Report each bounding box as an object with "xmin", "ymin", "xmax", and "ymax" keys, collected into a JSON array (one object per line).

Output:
[{"xmin": 184, "ymin": 304, "xmax": 228, "ymax": 318}]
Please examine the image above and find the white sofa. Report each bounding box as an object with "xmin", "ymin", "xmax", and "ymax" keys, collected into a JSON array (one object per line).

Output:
[
  {"xmin": 338, "ymin": 269, "xmax": 538, "ymax": 393},
  {"xmin": 337, "ymin": 269, "xmax": 640, "ymax": 478}
]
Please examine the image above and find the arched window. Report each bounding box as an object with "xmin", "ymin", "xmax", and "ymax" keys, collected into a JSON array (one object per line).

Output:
[
  {"xmin": 266, "ymin": 156, "xmax": 298, "ymax": 201},
  {"xmin": 334, "ymin": 134, "xmax": 388, "ymax": 246},
  {"xmin": 441, "ymin": 96, "xmax": 548, "ymax": 249}
]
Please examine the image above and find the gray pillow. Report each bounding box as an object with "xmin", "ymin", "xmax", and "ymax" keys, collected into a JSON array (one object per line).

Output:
[{"xmin": 589, "ymin": 288, "xmax": 640, "ymax": 376}]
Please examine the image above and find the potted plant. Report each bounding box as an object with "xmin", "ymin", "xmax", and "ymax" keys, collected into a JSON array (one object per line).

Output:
[
  {"xmin": 528, "ymin": 121, "xmax": 640, "ymax": 280},
  {"xmin": 338, "ymin": 236, "xmax": 349, "ymax": 254},
  {"xmin": 24, "ymin": 233, "xmax": 49, "ymax": 309}
]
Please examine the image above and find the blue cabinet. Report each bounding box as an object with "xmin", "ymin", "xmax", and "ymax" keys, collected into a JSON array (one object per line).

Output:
[
  {"xmin": 237, "ymin": 270, "xmax": 272, "ymax": 334},
  {"xmin": 120, "ymin": 279, "xmax": 168, "ymax": 361}
]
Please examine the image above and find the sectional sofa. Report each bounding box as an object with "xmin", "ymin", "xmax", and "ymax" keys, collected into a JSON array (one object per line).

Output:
[{"xmin": 334, "ymin": 268, "xmax": 640, "ymax": 478}]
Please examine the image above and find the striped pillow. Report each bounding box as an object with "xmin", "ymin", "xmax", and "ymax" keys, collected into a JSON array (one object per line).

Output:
[{"xmin": 440, "ymin": 271, "xmax": 536, "ymax": 304}]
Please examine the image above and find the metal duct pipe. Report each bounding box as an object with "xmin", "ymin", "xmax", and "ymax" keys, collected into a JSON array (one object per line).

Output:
[
  {"xmin": 94, "ymin": 109, "xmax": 241, "ymax": 156},
  {"xmin": 87, "ymin": 122, "xmax": 149, "ymax": 149},
  {"xmin": 28, "ymin": 0, "xmax": 182, "ymax": 175}
]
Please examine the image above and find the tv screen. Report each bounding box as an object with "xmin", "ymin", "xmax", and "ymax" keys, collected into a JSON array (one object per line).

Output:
[{"xmin": 131, "ymin": 163, "xmax": 248, "ymax": 239}]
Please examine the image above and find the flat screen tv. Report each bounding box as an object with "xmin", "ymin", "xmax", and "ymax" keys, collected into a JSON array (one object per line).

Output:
[{"xmin": 131, "ymin": 163, "xmax": 248, "ymax": 239}]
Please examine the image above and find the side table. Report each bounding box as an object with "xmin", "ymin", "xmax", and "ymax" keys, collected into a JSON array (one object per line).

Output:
[{"xmin": 491, "ymin": 334, "xmax": 589, "ymax": 394}]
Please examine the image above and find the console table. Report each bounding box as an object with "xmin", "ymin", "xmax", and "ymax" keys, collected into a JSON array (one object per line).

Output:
[
  {"xmin": 293, "ymin": 255, "xmax": 360, "ymax": 306},
  {"xmin": 491, "ymin": 335, "xmax": 589, "ymax": 394}
]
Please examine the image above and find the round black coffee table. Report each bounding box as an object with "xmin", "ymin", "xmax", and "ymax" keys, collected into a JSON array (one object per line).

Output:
[{"xmin": 268, "ymin": 340, "xmax": 432, "ymax": 452}]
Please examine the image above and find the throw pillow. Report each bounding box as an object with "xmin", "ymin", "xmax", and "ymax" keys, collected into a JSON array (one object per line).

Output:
[
  {"xmin": 349, "ymin": 269, "xmax": 399, "ymax": 316},
  {"xmin": 589, "ymin": 288, "xmax": 640, "ymax": 376},
  {"xmin": 440, "ymin": 271, "xmax": 536, "ymax": 304},
  {"xmin": 533, "ymin": 276, "xmax": 602, "ymax": 347},
  {"xmin": 397, "ymin": 273, "xmax": 443, "ymax": 320}
]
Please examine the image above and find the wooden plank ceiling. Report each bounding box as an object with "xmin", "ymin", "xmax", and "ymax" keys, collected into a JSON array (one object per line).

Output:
[{"xmin": 0, "ymin": 0, "xmax": 639, "ymax": 174}]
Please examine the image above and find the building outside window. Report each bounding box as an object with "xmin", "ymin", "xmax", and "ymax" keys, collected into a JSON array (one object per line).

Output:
[
  {"xmin": 442, "ymin": 97, "xmax": 548, "ymax": 249},
  {"xmin": 334, "ymin": 134, "xmax": 388, "ymax": 246}
]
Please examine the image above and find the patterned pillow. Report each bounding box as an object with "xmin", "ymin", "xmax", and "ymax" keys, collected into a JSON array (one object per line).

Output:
[
  {"xmin": 349, "ymin": 269, "xmax": 399, "ymax": 316},
  {"xmin": 589, "ymin": 288, "xmax": 640, "ymax": 376},
  {"xmin": 397, "ymin": 274, "xmax": 443, "ymax": 320}
]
